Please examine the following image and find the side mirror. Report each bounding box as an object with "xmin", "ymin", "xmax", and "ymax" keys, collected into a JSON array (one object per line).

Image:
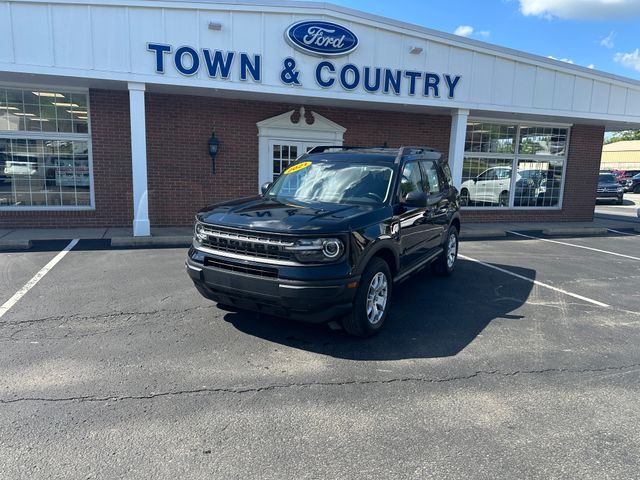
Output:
[
  {"xmin": 261, "ymin": 182, "xmax": 272, "ymax": 195},
  {"xmin": 404, "ymin": 191, "xmax": 428, "ymax": 208}
]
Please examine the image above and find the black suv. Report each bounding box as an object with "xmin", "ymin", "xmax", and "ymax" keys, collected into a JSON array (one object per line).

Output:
[{"xmin": 186, "ymin": 147, "xmax": 461, "ymax": 337}]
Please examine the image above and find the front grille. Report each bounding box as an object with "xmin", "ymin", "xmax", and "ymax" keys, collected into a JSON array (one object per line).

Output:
[
  {"xmin": 199, "ymin": 224, "xmax": 294, "ymax": 262},
  {"xmin": 204, "ymin": 257, "xmax": 278, "ymax": 278}
]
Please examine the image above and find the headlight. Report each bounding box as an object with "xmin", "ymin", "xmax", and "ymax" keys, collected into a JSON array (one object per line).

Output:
[
  {"xmin": 287, "ymin": 238, "xmax": 344, "ymax": 263},
  {"xmin": 194, "ymin": 221, "xmax": 207, "ymax": 243}
]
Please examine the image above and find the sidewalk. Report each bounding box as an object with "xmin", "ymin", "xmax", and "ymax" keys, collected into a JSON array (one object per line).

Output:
[{"xmin": 1, "ymin": 216, "xmax": 638, "ymax": 250}]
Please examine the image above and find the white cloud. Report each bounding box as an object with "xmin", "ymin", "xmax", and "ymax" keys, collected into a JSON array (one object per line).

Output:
[
  {"xmin": 548, "ymin": 55, "xmax": 575, "ymax": 64},
  {"xmin": 614, "ymin": 49, "xmax": 640, "ymax": 72},
  {"xmin": 600, "ymin": 31, "xmax": 615, "ymax": 49},
  {"xmin": 548, "ymin": 56, "xmax": 596, "ymax": 69},
  {"xmin": 519, "ymin": 0, "xmax": 640, "ymax": 19},
  {"xmin": 454, "ymin": 25, "xmax": 474, "ymax": 37},
  {"xmin": 453, "ymin": 26, "xmax": 490, "ymax": 38}
]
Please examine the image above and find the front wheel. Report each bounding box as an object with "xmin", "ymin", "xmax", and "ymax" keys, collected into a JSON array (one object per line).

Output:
[
  {"xmin": 432, "ymin": 226, "xmax": 459, "ymax": 277},
  {"xmin": 342, "ymin": 258, "xmax": 392, "ymax": 338},
  {"xmin": 616, "ymin": 196, "xmax": 624, "ymax": 205},
  {"xmin": 634, "ymin": 185, "xmax": 640, "ymax": 194},
  {"xmin": 459, "ymin": 189, "xmax": 470, "ymax": 207}
]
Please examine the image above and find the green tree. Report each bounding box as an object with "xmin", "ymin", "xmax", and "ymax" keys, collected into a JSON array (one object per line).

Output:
[{"xmin": 605, "ymin": 130, "xmax": 640, "ymax": 144}]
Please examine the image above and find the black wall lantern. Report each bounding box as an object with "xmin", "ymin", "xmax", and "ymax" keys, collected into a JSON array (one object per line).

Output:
[{"xmin": 208, "ymin": 131, "xmax": 220, "ymax": 174}]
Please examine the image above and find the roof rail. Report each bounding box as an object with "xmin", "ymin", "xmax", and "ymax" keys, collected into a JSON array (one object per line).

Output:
[
  {"xmin": 302, "ymin": 145, "xmax": 443, "ymax": 164},
  {"xmin": 305, "ymin": 145, "xmax": 374, "ymax": 155}
]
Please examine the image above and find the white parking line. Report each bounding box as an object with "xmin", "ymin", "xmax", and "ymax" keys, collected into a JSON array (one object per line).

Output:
[
  {"xmin": 0, "ymin": 239, "xmax": 79, "ymax": 320},
  {"xmin": 507, "ymin": 231, "xmax": 640, "ymax": 262},
  {"xmin": 607, "ymin": 228, "xmax": 639, "ymax": 236},
  {"xmin": 459, "ymin": 254, "xmax": 610, "ymax": 308}
]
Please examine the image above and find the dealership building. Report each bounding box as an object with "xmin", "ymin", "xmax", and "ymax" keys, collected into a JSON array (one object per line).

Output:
[{"xmin": 1, "ymin": 0, "xmax": 640, "ymax": 235}]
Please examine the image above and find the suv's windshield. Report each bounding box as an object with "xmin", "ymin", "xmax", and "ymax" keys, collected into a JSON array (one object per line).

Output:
[
  {"xmin": 268, "ymin": 160, "xmax": 394, "ymax": 206},
  {"xmin": 599, "ymin": 174, "xmax": 617, "ymax": 183}
]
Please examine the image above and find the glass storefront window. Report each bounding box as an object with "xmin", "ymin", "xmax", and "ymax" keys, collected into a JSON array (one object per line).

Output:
[
  {"xmin": 514, "ymin": 159, "xmax": 564, "ymax": 207},
  {"xmin": 0, "ymin": 87, "xmax": 91, "ymax": 209},
  {"xmin": 460, "ymin": 158, "xmax": 514, "ymax": 207},
  {"xmin": 519, "ymin": 126, "xmax": 568, "ymax": 156},
  {"xmin": 462, "ymin": 122, "xmax": 569, "ymax": 209},
  {"xmin": 0, "ymin": 139, "xmax": 90, "ymax": 207},
  {"xmin": 465, "ymin": 123, "xmax": 517, "ymax": 154}
]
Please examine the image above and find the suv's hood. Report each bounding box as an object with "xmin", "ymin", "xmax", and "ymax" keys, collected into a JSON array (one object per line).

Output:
[
  {"xmin": 598, "ymin": 181, "xmax": 621, "ymax": 188},
  {"xmin": 197, "ymin": 196, "xmax": 384, "ymax": 233}
]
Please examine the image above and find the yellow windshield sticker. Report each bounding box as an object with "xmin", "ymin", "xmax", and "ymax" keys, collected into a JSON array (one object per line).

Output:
[{"xmin": 284, "ymin": 161, "xmax": 312, "ymax": 175}]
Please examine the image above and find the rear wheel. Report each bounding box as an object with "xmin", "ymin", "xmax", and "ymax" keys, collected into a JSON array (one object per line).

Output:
[
  {"xmin": 432, "ymin": 226, "xmax": 459, "ymax": 277},
  {"xmin": 342, "ymin": 258, "xmax": 392, "ymax": 338}
]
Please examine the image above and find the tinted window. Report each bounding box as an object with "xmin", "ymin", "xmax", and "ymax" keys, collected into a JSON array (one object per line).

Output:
[
  {"xmin": 478, "ymin": 169, "xmax": 497, "ymax": 181},
  {"xmin": 599, "ymin": 174, "xmax": 616, "ymax": 183}
]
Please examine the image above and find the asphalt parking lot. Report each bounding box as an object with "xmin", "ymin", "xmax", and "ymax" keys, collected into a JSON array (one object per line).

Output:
[{"xmin": 1, "ymin": 231, "xmax": 639, "ymax": 479}]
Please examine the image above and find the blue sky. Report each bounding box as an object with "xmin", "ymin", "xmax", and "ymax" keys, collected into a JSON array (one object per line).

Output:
[{"xmin": 317, "ymin": 0, "xmax": 640, "ymax": 80}]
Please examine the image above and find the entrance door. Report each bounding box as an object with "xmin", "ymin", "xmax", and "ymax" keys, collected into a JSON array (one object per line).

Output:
[
  {"xmin": 257, "ymin": 108, "xmax": 346, "ymax": 190},
  {"xmin": 269, "ymin": 140, "xmax": 334, "ymax": 182}
]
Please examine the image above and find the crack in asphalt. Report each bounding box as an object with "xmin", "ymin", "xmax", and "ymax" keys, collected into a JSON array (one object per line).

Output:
[
  {"xmin": 2, "ymin": 362, "xmax": 640, "ymax": 405},
  {"xmin": 0, "ymin": 305, "xmax": 216, "ymax": 327}
]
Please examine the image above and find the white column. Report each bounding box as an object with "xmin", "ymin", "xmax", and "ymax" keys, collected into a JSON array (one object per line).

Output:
[
  {"xmin": 128, "ymin": 82, "xmax": 151, "ymax": 237},
  {"xmin": 448, "ymin": 109, "xmax": 470, "ymax": 188}
]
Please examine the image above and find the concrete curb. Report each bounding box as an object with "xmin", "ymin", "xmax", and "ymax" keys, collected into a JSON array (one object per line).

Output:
[
  {"xmin": 460, "ymin": 230, "xmax": 507, "ymax": 239},
  {"xmin": 0, "ymin": 239, "xmax": 32, "ymax": 251},
  {"xmin": 542, "ymin": 227, "xmax": 608, "ymax": 237},
  {"xmin": 111, "ymin": 236, "xmax": 192, "ymax": 247}
]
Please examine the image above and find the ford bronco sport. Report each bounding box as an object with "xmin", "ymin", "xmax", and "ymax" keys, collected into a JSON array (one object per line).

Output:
[{"xmin": 186, "ymin": 146, "xmax": 461, "ymax": 337}]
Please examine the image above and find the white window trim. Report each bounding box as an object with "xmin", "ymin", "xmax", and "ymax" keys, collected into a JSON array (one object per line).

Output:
[
  {"xmin": 462, "ymin": 119, "xmax": 571, "ymax": 211},
  {"xmin": 256, "ymin": 107, "xmax": 346, "ymax": 189},
  {"xmin": 0, "ymin": 85, "xmax": 94, "ymax": 211}
]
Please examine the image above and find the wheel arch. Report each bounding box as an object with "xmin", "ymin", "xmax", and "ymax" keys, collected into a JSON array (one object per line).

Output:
[{"xmin": 356, "ymin": 241, "xmax": 400, "ymax": 277}]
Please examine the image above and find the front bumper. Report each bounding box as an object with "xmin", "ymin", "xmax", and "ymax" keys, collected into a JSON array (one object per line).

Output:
[
  {"xmin": 186, "ymin": 248, "xmax": 359, "ymax": 323},
  {"xmin": 596, "ymin": 191, "xmax": 623, "ymax": 199}
]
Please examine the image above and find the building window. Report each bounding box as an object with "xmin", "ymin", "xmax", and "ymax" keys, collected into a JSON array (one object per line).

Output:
[
  {"xmin": 461, "ymin": 122, "xmax": 569, "ymax": 209},
  {"xmin": 0, "ymin": 87, "xmax": 92, "ymax": 209}
]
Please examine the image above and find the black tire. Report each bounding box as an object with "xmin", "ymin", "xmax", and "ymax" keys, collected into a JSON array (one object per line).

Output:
[
  {"xmin": 342, "ymin": 257, "xmax": 392, "ymax": 338},
  {"xmin": 634, "ymin": 185, "xmax": 640, "ymax": 194},
  {"xmin": 498, "ymin": 191, "xmax": 509, "ymax": 207},
  {"xmin": 432, "ymin": 226, "xmax": 459, "ymax": 277},
  {"xmin": 616, "ymin": 196, "xmax": 624, "ymax": 205},
  {"xmin": 460, "ymin": 189, "xmax": 470, "ymax": 206}
]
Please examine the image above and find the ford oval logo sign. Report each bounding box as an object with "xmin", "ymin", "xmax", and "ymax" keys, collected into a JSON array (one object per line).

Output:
[{"xmin": 286, "ymin": 21, "xmax": 359, "ymax": 56}]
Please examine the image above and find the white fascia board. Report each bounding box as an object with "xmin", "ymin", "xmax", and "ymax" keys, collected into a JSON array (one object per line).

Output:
[
  {"xmin": 2, "ymin": 61, "xmax": 639, "ymax": 128},
  {"xmin": 26, "ymin": 0, "xmax": 640, "ymax": 90}
]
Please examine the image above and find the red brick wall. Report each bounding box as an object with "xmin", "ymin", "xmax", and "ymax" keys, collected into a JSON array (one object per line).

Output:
[
  {"xmin": 461, "ymin": 124, "xmax": 605, "ymax": 223},
  {"xmin": 0, "ymin": 89, "xmax": 133, "ymax": 228},
  {"xmin": 144, "ymin": 92, "xmax": 451, "ymax": 226},
  {"xmin": 0, "ymin": 87, "xmax": 604, "ymax": 228}
]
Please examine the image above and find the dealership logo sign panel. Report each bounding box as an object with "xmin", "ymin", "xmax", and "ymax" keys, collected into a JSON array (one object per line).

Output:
[
  {"xmin": 146, "ymin": 20, "xmax": 462, "ymax": 99},
  {"xmin": 285, "ymin": 21, "xmax": 359, "ymax": 56}
]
